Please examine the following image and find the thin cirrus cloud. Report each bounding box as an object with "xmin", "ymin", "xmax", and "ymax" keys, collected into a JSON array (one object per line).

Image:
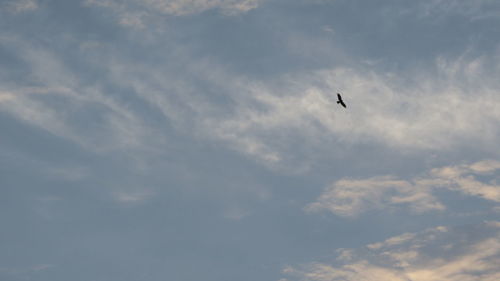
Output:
[
  {"xmin": 306, "ymin": 160, "xmax": 500, "ymax": 217},
  {"xmin": 416, "ymin": 0, "xmax": 500, "ymax": 20},
  {"xmin": 103, "ymin": 52, "xmax": 500, "ymax": 170},
  {"xmin": 0, "ymin": 39, "xmax": 161, "ymax": 153},
  {"xmin": 0, "ymin": 86, "xmax": 155, "ymax": 152},
  {"xmin": 3, "ymin": 38, "xmax": 500, "ymax": 170},
  {"xmin": 201, "ymin": 55, "xmax": 500, "ymax": 167},
  {"xmin": 3, "ymin": 2, "xmax": 500, "ymax": 170},
  {"xmin": 2, "ymin": 0, "xmax": 38, "ymax": 14},
  {"xmin": 76, "ymin": 0, "xmax": 500, "ymax": 168},
  {"xmin": 283, "ymin": 221, "xmax": 500, "ymax": 281},
  {"xmin": 84, "ymin": 0, "xmax": 262, "ymax": 27},
  {"xmin": 112, "ymin": 190, "xmax": 154, "ymax": 204}
]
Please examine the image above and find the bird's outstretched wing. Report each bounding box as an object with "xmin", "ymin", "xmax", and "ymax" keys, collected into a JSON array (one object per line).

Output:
[{"xmin": 337, "ymin": 93, "xmax": 347, "ymax": 108}]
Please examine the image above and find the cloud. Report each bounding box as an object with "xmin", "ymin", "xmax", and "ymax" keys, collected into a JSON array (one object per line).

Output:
[
  {"xmin": 200, "ymin": 55, "xmax": 500, "ymax": 167},
  {"xmin": 283, "ymin": 221, "xmax": 500, "ymax": 281},
  {"xmin": 220, "ymin": 56, "xmax": 500, "ymax": 149},
  {"xmin": 0, "ymin": 91, "xmax": 15, "ymax": 102},
  {"xmin": 223, "ymin": 207, "xmax": 251, "ymax": 220},
  {"xmin": 0, "ymin": 86, "xmax": 154, "ymax": 152},
  {"xmin": 0, "ymin": 264, "xmax": 55, "ymax": 276},
  {"xmin": 416, "ymin": 0, "xmax": 500, "ymax": 21},
  {"xmin": 84, "ymin": 0, "xmax": 262, "ymax": 28},
  {"xmin": 87, "ymin": 46, "xmax": 500, "ymax": 170},
  {"xmin": 0, "ymin": 41, "xmax": 161, "ymax": 154},
  {"xmin": 140, "ymin": 0, "xmax": 261, "ymax": 16},
  {"xmin": 3, "ymin": 14, "xmax": 500, "ymax": 171},
  {"xmin": 305, "ymin": 176, "xmax": 444, "ymax": 217},
  {"xmin": 112, "ymin": 190, "xmax": 153, "ymax": 204},
  {"xmin": 306, "ymin": 160, "xmax": 500, "ymax": 217},
  {"xmin": 3, "ymin": 0, "xmax": 38, "ymax": 14}
]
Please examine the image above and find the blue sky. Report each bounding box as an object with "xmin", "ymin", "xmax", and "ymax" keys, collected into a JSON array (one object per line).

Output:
[{"xmin": 1, "ymin": 0, "xmax": 500, "ymax": 280}]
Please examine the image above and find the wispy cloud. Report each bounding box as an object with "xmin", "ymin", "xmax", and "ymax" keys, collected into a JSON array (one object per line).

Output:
[
  {"xmin": 306, "ymin": 160, "xmax": 500, "ymax": 217},
  {"xmin": 112, "ymin": 190, "xmax": 153, "ymax": 204},
  {"xmin": 3, "ymin": 11, "xmax": 500, "ymax": 171},
  {"xmin": 284, "ymin": 221, "xmax": 500, "ymax": 281},
  {"xmin": 416, "ymin": 0, "xmax": 500, "ymax": 21},
  {"xmin": 200, "ymin": 54, "xmax": 500, "ymax": 168},
  {"xmin": 82, "ymin": 47, "xmax": 500, "ymax": 170},
  {"xmin": 0, "ymin": 264, "xmax": 55, "ymax": 276},
  {"xmin": 305, "ymin": 175, "xmax": 444, "ymax": 217},
  {"xmin": 0, "ymin": 41, "xmax": 161, "ymax": 154},
  {"xmin": 84, "ymin": 0, "xmax": 262, "ymax": 28},
  {"xmin": 3, "ymin": 0, "xmax": 38, "ymax": 14}
]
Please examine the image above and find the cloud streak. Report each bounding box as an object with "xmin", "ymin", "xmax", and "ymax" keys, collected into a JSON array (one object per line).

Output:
[
  {"xmin": 2, "ymin": 0, "xmax": 38, "ymax": 14},
  {"xmin": 84, "ymin": 0, "xmax": 262, "ymax": 28},
  {"xmin": 0, "ymin": 40, "xmax": 161, "ymax": 154}
]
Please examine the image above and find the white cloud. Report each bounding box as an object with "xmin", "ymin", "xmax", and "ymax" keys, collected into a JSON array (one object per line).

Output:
[
  {"xmin": 306, "ymin": 160, "xmax": 500, "ymax": 217},
  {"xmin": 284, "ymin": 222, "xmax": 500, "ymax": 281}
]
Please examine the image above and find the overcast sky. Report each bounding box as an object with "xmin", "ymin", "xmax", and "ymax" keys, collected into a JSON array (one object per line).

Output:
[{"xmin": 1, "ymin": 0, "xmax": 500, "ymax": 280}]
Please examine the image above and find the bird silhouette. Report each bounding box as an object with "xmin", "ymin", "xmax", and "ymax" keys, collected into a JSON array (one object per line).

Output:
[{"xmin": 337, "ymin": 93, "xmax": 346, "ymax": 108}]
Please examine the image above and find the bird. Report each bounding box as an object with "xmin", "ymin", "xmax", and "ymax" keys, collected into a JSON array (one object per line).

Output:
[{"xmin": 337, "ymin": 93, "xmax": 346, "ymax": 108}]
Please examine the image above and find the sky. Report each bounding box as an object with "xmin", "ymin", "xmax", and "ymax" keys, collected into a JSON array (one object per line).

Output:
[{"xmin": 1, "ymin": 0, "xmax": 500, "ymax": 280}]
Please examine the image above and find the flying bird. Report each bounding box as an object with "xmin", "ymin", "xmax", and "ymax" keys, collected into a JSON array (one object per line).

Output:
[{"xmin": 337, "ymin": 93, "xmax": 346, "ymax": 108}]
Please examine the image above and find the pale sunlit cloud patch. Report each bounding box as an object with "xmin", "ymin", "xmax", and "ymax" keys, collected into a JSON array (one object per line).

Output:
[
  {"xmin": 283, "ymin": 222, "xmax": 500, "ymax": 281},
  {"xmin": 306, "ymin": 160, "xmax": 500, "ymax": 217}
]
